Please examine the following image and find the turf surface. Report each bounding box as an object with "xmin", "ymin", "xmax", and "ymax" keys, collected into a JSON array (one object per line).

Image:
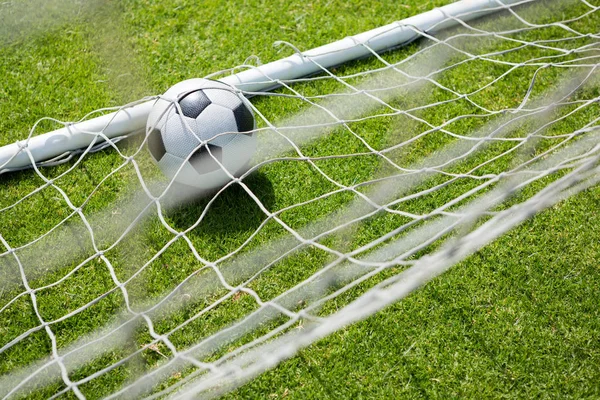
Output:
[{"xmin": 0, "ymin": 0, "xmax": 598, "ymax": 398}]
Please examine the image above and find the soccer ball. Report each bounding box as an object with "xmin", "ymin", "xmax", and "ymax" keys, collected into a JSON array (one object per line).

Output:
[{"xmin": 146, "ymin": 78, "xmax": 256, "ymax": 190}]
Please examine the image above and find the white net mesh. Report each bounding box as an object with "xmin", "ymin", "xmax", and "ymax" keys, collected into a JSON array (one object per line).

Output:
[{"xmin": 1, "ymin": 0, "xmax": 599, "ymax": 398}]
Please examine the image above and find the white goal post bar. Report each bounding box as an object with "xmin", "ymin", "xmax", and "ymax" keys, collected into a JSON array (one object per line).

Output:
[{"xmin": 0, "ymin": 0, "xmax": 523, "ymax": 171}]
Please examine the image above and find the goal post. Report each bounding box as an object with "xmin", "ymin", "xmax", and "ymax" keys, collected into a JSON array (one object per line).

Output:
[{"xmin": 0, "ymin": 0, "xmax": 524, "ymax": 172}]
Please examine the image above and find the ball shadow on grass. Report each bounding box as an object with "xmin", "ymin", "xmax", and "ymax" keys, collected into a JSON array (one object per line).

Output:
[{"xmin": 160, "ymin": 171, "xmax": 276, "ymax": 236}]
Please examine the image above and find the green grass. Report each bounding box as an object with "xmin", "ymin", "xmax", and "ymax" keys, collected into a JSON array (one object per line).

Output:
[{"xmin": 0, "ymin": 0, "xmax": 599, "ymax": 398}]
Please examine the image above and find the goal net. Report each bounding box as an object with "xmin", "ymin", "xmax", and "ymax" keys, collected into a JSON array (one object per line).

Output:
[{"xmin": 1, "ymin": 0, "xmax": 599, "ymax": 398}]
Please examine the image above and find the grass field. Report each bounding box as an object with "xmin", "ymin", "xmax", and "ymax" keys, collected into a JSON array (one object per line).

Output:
[{"xmin": 0, "ymin": 0, "xmax": 599, "ymax": 398}]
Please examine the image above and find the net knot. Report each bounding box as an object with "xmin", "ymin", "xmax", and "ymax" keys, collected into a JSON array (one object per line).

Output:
[
  {"xmin": 273, "ymin": 41, "xmax": 306, "ymax": 59},
  {"xmin": 157, "ymin": 335, "xmax": 169, "ymax": 344},
  {"xmin": 393, "ymin": 21, "xmax": 408, "ymax": 30},
  {"xmin": 347, "ymin": 35, "xmax": 364, "ymax": 47},
  {"xmin": 296, "ymin": 309, "xmax": 310, "ymax": 319},
  {"xmin": 233, "ymin": 286, "xmax": 243, "ymax": 294}
]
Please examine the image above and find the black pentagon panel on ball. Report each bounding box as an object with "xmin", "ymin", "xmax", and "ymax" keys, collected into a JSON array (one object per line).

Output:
[
  {"xmin": 189, "ymin": 144, "xmax": 223, "ymax": 174},
  {"xmin": 147, "ymin": 128, "xmax": 166, "ymax": 161},
  {"xmin": 177, "ymin": 90, "xmax": 212, "ymax": 119},
  {"xmin": 232, "ymin": 102, "xmax": 254, "ymax": 134}
]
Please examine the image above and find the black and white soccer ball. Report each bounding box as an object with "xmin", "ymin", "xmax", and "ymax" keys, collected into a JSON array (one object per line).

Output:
[{"xmin": 146, "ymin": 78, "xmax": 256, "ymax": 190}]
